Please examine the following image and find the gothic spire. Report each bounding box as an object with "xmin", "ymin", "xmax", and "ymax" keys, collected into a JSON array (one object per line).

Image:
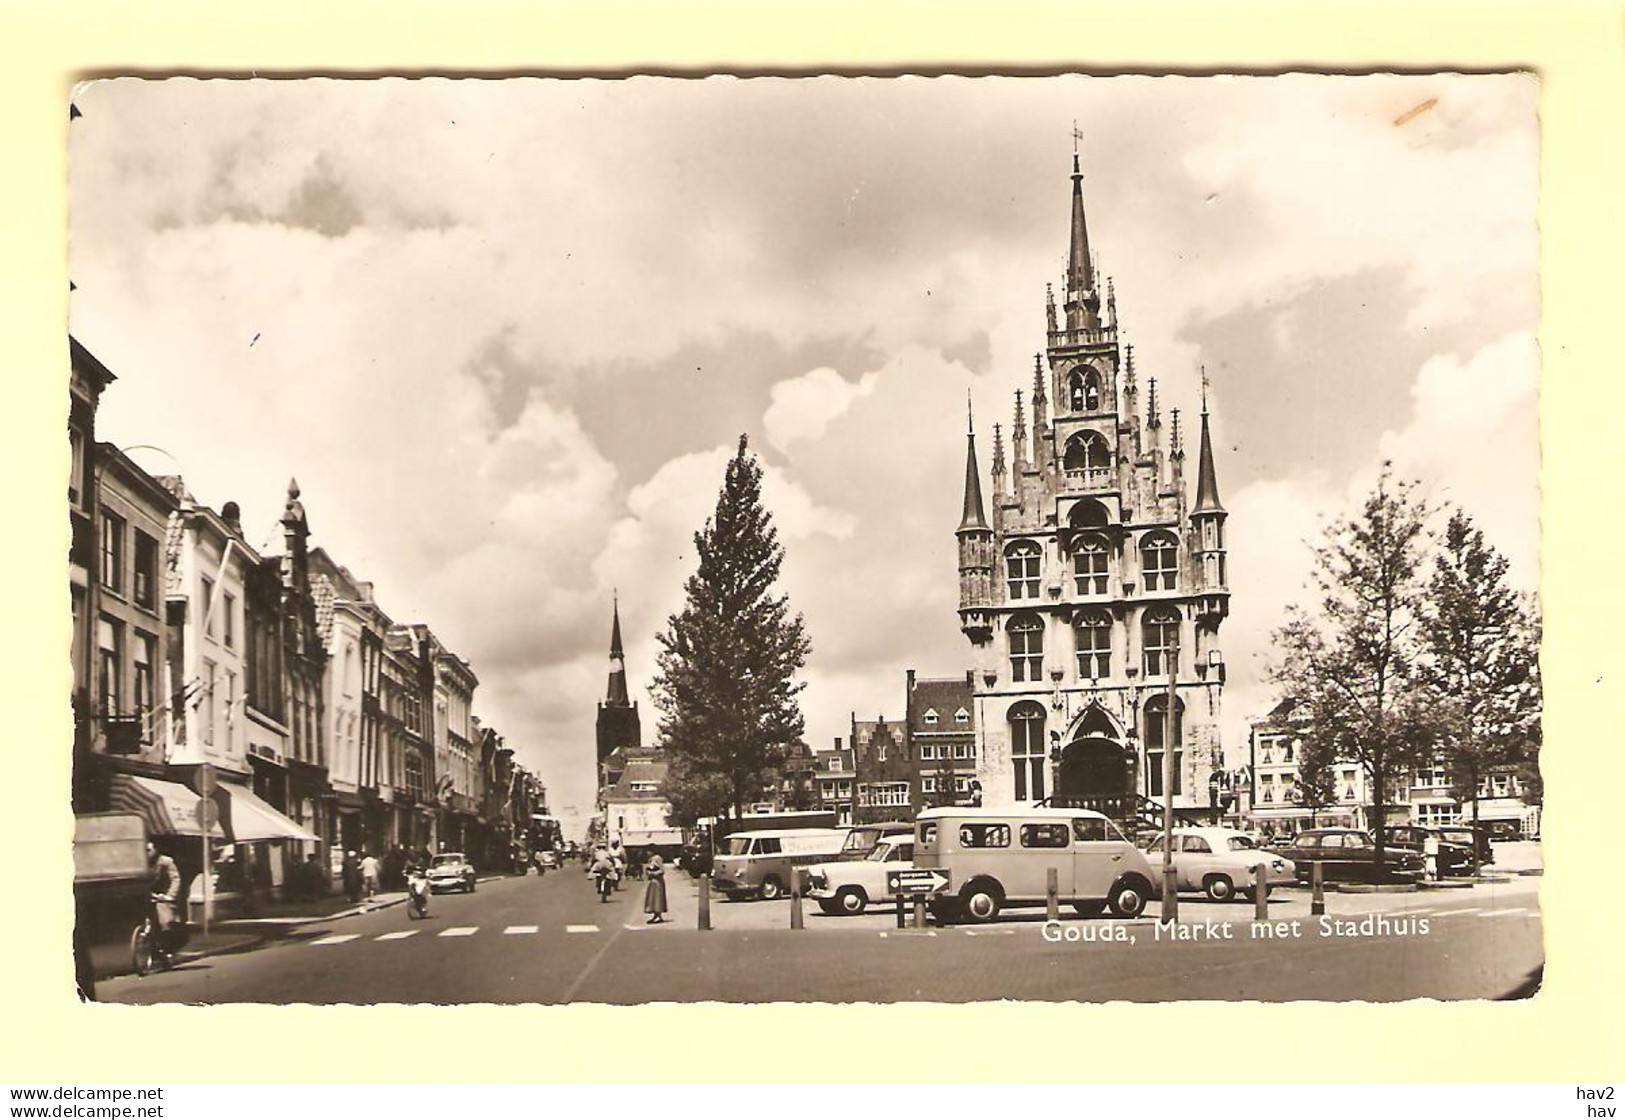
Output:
[
  {"xmin": 605, "ymin": 595, "xmax": 630, "ymax": 706},
  {"xmin": 1068, "ymin": 151, "xmax": 1095, "ymax": 297},
  {"xmin": 959, "ymin": 398, "xmax": 990, "ymax": 532},
  {"xmin": 1194, "ymin": 383, "xmax": 1224, "ymax": 514},
  {"xmin": 1147, "ymin": 376, "xmax": 1161, "ymax": 430},
  {"xmin": 992, "ymin": 421, "xmax": 1006, "ymax": 477},
  {"xmin": 1012, "ymin": 389, "xmax": 1028, "ymax": 466}
]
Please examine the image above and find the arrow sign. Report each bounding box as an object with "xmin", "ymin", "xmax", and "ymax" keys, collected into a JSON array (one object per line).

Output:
[{"xmin": 887, "ymin": 868, "xmax": 951, "ymax": 896}]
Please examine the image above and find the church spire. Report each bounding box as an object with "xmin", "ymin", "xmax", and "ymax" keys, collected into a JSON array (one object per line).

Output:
[
  {"xmin": 605, "ymin": 594, "xmax": 630, "ymax": 706},
  {"xmin": 1194, "ymin": 376, "xmax": 1224, "ymax": 514},
  {"xmin": 959, "ymin": 397, "xmax": 990, "ymax": 532}
]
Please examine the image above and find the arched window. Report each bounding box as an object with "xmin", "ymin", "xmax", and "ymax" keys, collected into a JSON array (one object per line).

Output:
[
  {"xmin": 1007, "ymin": 612, "xmax": 1044, "ymax": 683},
  {"xmin": 1143, "ymin": 694, "xmax": 1184, "ymax": 797},
  {"xmin": 1074, "ymin": 534, "xmax": 1109, "ymax": 596},
  {"xmin": 1005, "ymin": 540, "xmax": 1041, "ymax": 600},
  {"xmin": 1140, "ymin": 531, "xmax": 1179, "ymax": 591},
  {"xmin": 1075, "ymin": 610, "xmax": 1112, "ymax": 679},
  {"xmin": 1068, "ymin": 368, "xmax": 1103, "ymax": 412},
  {"xmin": 1142, "ymin": 607, "xmax": 1179, "ymax": 677},
  {"xmin": 1063, "ymin": 431, "xmax": 1112, "ymax": 475},
  {"xmin": 1008, "ymin": 700, "xmax": 1047, "ymax": 802}
]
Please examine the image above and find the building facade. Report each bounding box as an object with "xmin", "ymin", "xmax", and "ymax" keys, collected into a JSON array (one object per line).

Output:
[
  {"xmin": 905, "ymin": 671, "xmax": 980, "ymax": 811},
  {"xmin": 956, "ymin": 153, "xmax": 1232, "ymax": 828},
  {"xmin": 80, "ymin": 444, "xmax": 179, "ymax": 806},
  {"xmin": 812, "ymin": 740, "xmax": 856, "ymax": 825},
  {"xmin": 851, "ymin": 716, "xmax": 911, "ymax": 824}
]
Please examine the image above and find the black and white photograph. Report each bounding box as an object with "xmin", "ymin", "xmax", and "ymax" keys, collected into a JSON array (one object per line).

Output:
[{"xmin": 65, "ymin": 74, "xmax": 1542, "ymax": 1006}]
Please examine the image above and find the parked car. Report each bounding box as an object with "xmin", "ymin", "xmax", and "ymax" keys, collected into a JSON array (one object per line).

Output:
[
  {"xmin": 710, "ymin": 828, "xmax": 849, "ymax": 900},
  {"xmin": 1438, "ymin": 824, "xmax": 1495, "ymax": 868},
  {"xmin": 1275, "ymin": 829, "xmax": 1425, "ymax": 884},
  {"xmin": 837, "ymin": 821, "xmax": 914, "ymax": 861},
  {"xmin": 427, "ymin": 852, "xmax": 477, "ymax": 893},
  {"xmin": 805, "ymin": 835, "xmax": 915, "ymax": 915},
  {"xmin": 1380, "ymin": 825, "xmax": 1474, "ymax": 877},
  {"xmin": 913, "ymin": 807, "xmax": 1160, "ymax": 923},
  {"xmin": 1142, "ymin": 827, "xmax": 1296, "ymax": 902}
]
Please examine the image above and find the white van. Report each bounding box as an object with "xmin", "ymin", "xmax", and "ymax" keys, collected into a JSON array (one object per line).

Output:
[
  {"xmin": 914, "ymin": 807, "xmax": 1160, "ymax": 923},
  {"xmin": 710, "ymin": 828, "xmax": 849, "ymax": 901}
]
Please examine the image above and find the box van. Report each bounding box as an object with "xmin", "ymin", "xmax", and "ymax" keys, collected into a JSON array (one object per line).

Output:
[
  {"xmin": 914, "ymin": 807, "xmax": 1159, "ymax": 923},
  {"xmin": 711, "ymin": 828, "xmax": 849, "ymax": 901}
]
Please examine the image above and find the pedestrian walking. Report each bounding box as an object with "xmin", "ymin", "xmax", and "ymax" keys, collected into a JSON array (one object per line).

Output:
[
  {"xmin": 643, "ymin": 853, "xmax": 668, "ymax": 924},
  {"xmin": 360, "ymin": 851, "xmax": 382, "ymax": 899},
  {"xmin": 341, "ymin": 850, "xmax": 362, "ymax": 903}
]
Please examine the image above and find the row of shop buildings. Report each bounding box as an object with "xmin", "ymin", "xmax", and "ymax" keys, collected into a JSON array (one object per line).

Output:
[{"xmin": 69, "ymin": 337, "xmax": 550, "ymax": 903}]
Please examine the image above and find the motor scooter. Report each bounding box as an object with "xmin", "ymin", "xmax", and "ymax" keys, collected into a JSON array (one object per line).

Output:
[
  {"xmin": 594, "ymin": 866, "xmax": 615, "ymax": 903},
  {"xmin": 406, "ymin": 869, "xmax": 431, "ymax": 919}
]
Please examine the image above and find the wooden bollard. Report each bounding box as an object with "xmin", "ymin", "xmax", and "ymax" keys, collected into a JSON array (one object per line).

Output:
[
  {"xmin": 1255, "ymin": 864, "xmax": 1270, "ymax": 921},
  {"xmin": 698, "ymin": 873, "xmax": 712, "ymax": 931},
  {"xmin": 790, "ymin": 876, "xmax": 804, "ymax": 930},
  {"xmin": 1310, "ymin": 861, "xmax": 1325, "ymax": 916},
  {"xmin": 895, "ymin": 894, "xmax": 906, "ymax": 929},
  {"xmin": 912, "ymin": 897, "xmax": 927, "ymax": 929},
  {"xmin": 1046, "ymin": 867, "xmax": 1060, "ymax": 923}
]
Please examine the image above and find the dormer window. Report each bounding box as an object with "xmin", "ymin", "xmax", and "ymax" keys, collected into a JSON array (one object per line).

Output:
[
  {"xmin": 954, "ymin": 708, "xmax": 969, "ymax": 724},
  {"xmin": 924, "ymin": 709, "xmax": 939, "ymax": 726}
]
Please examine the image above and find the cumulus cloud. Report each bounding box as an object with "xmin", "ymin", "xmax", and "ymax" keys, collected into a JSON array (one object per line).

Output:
[{"xmin": 763, "ymin": 367, "xmax": 880, "ymax": 454}]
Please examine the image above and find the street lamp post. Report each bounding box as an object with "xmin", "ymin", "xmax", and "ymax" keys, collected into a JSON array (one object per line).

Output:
[{"xmin": 1160, "ymin": 640, "xmax": 1179, "ymax": 924}]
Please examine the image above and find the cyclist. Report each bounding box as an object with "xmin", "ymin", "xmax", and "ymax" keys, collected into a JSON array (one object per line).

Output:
[{"xmin": 146, "ymin": 841, "xmax": 182, "ymax": 961}]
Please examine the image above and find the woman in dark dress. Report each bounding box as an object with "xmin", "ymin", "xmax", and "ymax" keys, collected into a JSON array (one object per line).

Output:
[{"xmin": 643, "ymin": 854, "xmax": 668, "ymax": 924}]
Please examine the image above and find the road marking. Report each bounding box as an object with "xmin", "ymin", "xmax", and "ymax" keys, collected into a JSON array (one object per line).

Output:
[
  {"xmin": 504, "ymin": 925, "xmax": 539, "ymax": 935},
  {"xmin": 310, "ymin": 934, "xmax": 359, "ymax": 946},
  {"xmin": 566, "ymin": 924, "xmax": 600, "ymax": 933},
  {"xmin": 439, "ymin": 926, "xmax": 479, "ymax": 937},
  {"xmin": 1479, "ymin": 908, "xmax": 1532, "ymax": 918},
  {"xmin": 1442, "ymin": 907, "xmax": 1482, "ymax": 916},
  {"xmin": 375, "ymin": 931, "xmax": 418, "ymax": 941}
]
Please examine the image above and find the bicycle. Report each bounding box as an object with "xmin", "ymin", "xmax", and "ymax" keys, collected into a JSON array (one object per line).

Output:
[{"xmin": 130, "ymin": 904, "xmax": 180, "ymax": 977}]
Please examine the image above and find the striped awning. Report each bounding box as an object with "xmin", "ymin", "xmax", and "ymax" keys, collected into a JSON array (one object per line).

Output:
[
  {"xmin": 106, "ymin": 774, "xmax": 319, "ymax": 843},
  {"xmin": 107, "ymin": 774, "xmax": 225, "ymax": 839}
]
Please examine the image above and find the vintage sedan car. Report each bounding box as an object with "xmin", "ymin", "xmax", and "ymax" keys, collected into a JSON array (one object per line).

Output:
[
  {"xmin": 1379, "ymin": 825, "xmax": 1475, "ymax": 877},
  {"xmin": 427, "ymin": 852, "xmax": 478, "ymax": 893},
  {"xmin": 1276, "ymin": 828, "xmax": 1425, "ymax": 884},
  {"xmin": 1142, "ymin": 827, "xmax": 1296, "ymax": 902},
  {"xmin": 1438, "ymin": 824, "xmax": 1496, "ymax": 867},
  {"xmin": 804, "ymin": 835, "xmax": 915, "ymax": 915}
]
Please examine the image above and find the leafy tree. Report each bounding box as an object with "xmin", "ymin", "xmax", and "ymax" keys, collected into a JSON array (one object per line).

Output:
[
  {"xmin": 650, "ymin": 436, "xmax": 812, "ymax": 827},
  {"xmin": 1269, "ymin": 465, "xmax": 1438, "ymax": 873},
  {"xmin": 1419, "ymin": 510, "xmax": 1542, "ymax": 845}
]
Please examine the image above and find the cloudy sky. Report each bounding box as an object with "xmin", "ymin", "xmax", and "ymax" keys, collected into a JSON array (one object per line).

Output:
[{"xmin": 69, "ymin": 75, "xmax": 1538, "ymax": 833}]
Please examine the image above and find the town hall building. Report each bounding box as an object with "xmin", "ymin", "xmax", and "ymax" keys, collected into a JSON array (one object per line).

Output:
[{"xmin": 955, "ymin": 151, "xmax": 1234, "ymax": 827}]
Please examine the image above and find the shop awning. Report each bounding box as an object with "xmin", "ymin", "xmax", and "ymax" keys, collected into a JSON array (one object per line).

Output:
[
  {"xmin": 224, "ymin": 783, "xmax": 320, "ymax": 843},
  {"xmin": 107, "ymin": 774, "xmax": 226, "ymax": 839},
  {"xmin": 106, "ymin": 774, "xmax": 318, "ymax": 843}
]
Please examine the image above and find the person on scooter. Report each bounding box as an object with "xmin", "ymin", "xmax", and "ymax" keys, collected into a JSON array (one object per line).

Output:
[
  {"xmin": 404, "ymin": 853, "xmax": 431, "ymax": 917},
  {"xmin": 589, "ymin": 847, "xmax": 617, "ymax": 901}
]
